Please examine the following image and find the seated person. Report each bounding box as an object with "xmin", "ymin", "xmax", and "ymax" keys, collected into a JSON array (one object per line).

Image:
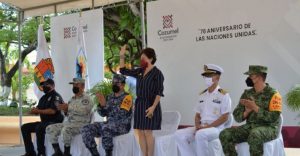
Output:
[
  {"xmin": 46, "ymin": 78, "xmax": 93, "ymax": 156},
  {"xmin": 21, "ymin": 79, "xmax": 64, "ymax": 156},
  {"xmin": 220, "ymin": 65, "xmax": 282, "ymax": 156},
  {"xmin": 81, "ymin": 74, "xmax": 133, "ymax": 156},
  {"xmin": 175, "ymin": 64, "xmax": 231, "ymax": 156}
]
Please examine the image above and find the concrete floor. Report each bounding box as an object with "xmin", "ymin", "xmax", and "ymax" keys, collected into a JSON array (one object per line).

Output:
[{"xmin": 0, "ymin": 145, "xmax": 300, "ymax": 156}]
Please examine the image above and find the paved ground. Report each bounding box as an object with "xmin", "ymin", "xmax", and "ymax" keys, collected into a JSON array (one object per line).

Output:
[{"xmin": 0, "ymin": 145, "xmax": 300, "ymax": 156}]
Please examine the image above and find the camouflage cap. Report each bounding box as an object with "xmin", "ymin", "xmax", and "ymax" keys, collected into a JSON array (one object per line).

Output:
[
  {"xmin": 244, "ymin": 65, "xmax": 268, "ymax": 75},
  {"xmin": 69, "ymin": 78, "xmax": 85, "ymax": 84},
  {"xmin": 113, "ymin": 74, "xmax": 126, "ymax": 83}
]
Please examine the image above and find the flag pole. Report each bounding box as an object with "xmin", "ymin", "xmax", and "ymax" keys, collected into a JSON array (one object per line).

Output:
[{"xmin": 18, "ymin": 10, "xmax": 24, "ymax": 145}]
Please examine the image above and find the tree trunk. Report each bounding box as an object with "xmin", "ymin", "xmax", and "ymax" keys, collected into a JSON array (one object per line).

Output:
[{"xmin": 0, "ymin": 43, "xmax": 36, "ymax": 106}]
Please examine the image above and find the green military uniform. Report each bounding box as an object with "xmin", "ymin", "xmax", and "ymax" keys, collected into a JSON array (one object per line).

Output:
[{"xmin": 220, "ymin": 65, "xmax": 282, "ymax": 156}]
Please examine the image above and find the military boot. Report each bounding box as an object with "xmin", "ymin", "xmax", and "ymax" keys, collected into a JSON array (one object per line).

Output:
[
  {"xmin": 52, "ymin": 143, "xmax": 63, "ymax": 156},
  {"xmin": 63, "ymin": 146, "xmax": 71, "ymax": 156},
  {"xmin": 88, "ymin": 147, "xmax": 100, "ymax": 156},
  {"xmin": 105, "ymin": 149, "xmax": 112, "ymax": 156}
]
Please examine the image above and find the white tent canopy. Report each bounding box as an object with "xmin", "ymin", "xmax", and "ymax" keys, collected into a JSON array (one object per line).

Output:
[{"xmin": 1, "ymin": 0, "xmax": 126, "ymax": 18}]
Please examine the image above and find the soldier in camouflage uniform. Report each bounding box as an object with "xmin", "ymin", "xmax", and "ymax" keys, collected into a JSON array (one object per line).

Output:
[
  {"xmin": 219, "ymin": 65, "xmax": 282, "ymax": 156},
  {"xmin": 81, "ymin": 74, "xmax": 133, "ymax": 156},
  {"xmin": 46, "ymin": 78, "xmax": 93, "ymax": 156}
]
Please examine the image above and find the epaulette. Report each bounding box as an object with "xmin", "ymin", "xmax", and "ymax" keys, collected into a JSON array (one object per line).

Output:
[
  {"xmin": 218, "ymin": 88, "xmax": 228, "ymax": 95},
  {"xmin": 199, "ymin": 89, "xmax": 208, "ymax": 95}
]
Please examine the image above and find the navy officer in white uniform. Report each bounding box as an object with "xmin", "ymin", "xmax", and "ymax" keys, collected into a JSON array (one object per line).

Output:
[{"xmin": 175, "ymin": 64, "xmax": 232, "ymax": 156}]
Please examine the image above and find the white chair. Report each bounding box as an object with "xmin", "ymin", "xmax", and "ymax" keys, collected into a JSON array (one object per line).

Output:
[
  {"xmin": 134, "ymin": 111, "xmax": 181, "ymax": 156},
  {"xmin": 34, "ymin": 111, "xmax": 99, "ymax": 156},
  {"xmin": 207, "ymin": 114, "xmax": 234, "ymax": 156},
  {"xmin": 179, "ymin": 114, "xmax": 234, "ymax": 156},
  {"xmin": 236, "ymin": 114, "xmax": 285, "ymax": 156},
  {"xmin": 34, "ymin": 133, "xmax": 91, "ymax": 156},
  {"xmin": 98, "ymin": 119, "xmax": 135, "ymax": 156}
]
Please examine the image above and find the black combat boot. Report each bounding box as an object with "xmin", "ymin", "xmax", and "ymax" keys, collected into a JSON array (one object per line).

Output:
[
  {"xmin": 20, "ymin": 152, "xmax": 36, "ymax": 156},
  {"xmin": 51, "ymin": 143, "xmax": 63, "ymax": 156},
  {"xmin": 88, "ymin": 147, "xmax": 100, "ymax": 156},
  {"xmin": 105, "ymin": 149, "xmax": 112, "ymax": 156},
  {"xmin": 63, "ymin": 146, "xmax": 71, "ymax": 156}
]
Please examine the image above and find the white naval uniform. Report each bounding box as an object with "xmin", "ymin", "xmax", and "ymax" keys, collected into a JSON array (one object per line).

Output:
[{"xmin": 175, "ymin": 86, "xmax": 231, "ymax": 156}]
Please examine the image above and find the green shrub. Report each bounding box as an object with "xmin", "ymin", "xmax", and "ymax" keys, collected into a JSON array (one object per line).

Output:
[
  {"xmin": 88, "ymin": 80, "xmax": 113, "ymax": 106},
  {"xmin": 286, "ymin": 85, "xmax": 300, "ymax": 111},
  {"xmin": 0, "ymin": 106, "xmax": 32, "ymax": 116}
]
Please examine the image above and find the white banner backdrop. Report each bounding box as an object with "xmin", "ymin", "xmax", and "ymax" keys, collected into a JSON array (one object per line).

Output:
[
  {"xmin": 147, "ymin": 0, "xmax": 300, "ymax": 126},
  {"xmin": 51, "ymin": 9, "xmax": 104, "ymax": 100}
]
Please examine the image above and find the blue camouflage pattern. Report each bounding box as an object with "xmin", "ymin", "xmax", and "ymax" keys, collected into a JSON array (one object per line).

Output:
[{"xmin": 81, "ymin": 92, "xmax": 132, "ymax": 150}]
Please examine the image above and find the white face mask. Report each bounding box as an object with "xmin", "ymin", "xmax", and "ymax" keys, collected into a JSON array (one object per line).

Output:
[{"xmin": 204, "ymin": 77, "xmax": 214, "ymax": 87}]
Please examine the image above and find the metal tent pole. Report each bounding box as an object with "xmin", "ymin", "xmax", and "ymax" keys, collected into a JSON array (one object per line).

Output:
[
  {"xmin": 18, "ymin": 10, "xmax": 24, "ymax": 145},
  {"xmin": 139, "ymin": 0, "xmax": 146, "ymax": 48}
]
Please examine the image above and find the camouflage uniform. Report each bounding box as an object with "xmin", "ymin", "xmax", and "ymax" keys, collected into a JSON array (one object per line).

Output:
[
  {"xmin": 81, "ymin": 91, "xmax": 133, "ymax": 154},
  {"xmin": 46, "ymin": 92, "xmax": 93, "ymax": 147},
  {"xmin": 220, "ymin": 65, "xmax": 282, "ymax": 156}
]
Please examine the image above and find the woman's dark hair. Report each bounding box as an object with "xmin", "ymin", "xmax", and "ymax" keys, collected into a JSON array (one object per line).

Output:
[{"xmin": 141, "ymin": 48, "xmax": 157, "ymax": 64}]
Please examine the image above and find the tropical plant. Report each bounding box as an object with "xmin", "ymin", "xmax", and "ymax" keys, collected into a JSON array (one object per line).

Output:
[
  {"xmin": 88, "ymin": 79, "xmax": 113, "ymax": 106},
  {"xmin": 88, "ymin": 79, "xmax": 134, "ymax": 107},
  {"xmin": 286, "ymin": 85, "xmax": 300, "ymax": 111}
]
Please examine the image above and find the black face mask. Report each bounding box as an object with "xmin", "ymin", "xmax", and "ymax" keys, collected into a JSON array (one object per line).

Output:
[
  {"xmin": 72, "ymin": 86, "xmax": 80, "ymax": 94},
  {"xmin": 42, "ymin": 86, "xmax": 51, "ymax": 94},
  {"xmin": 112, "ymin": 84, "xmax": 120, "ymax": 93},
  {"xmin": 246, "ymin": 77, "xmax": 254, "ymax": 87}
]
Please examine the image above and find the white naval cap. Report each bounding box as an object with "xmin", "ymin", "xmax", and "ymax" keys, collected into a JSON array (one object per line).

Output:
[{"xmin": 201, "ymin": 64, "xmax": 224, "ymax": 76}]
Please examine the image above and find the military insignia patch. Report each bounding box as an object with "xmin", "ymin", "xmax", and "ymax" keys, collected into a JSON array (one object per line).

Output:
[
  {"xmin": 218, "ymin": 89, "xmax": 228, "ymax": 95},
  {"xmin": 82, "ymin": 99, "xmax": 89, "ymax": 105},
  {"xmin": 120, "ymin": 95, "xmax": 133, "ymax": 111},
  {"xmin": 199, "ymin": 89, "xmax": 207, "ymax": 95},
  {"xmin": 213, "ymin": 99, "xmax": 221, "ymax": 104},
  {"xmin": 269, "ymin": 92, "xmax": 282, "ymax": 112},
  {"xmin": 204, "ymin": 65, "xmax": 208, "ymax": 71}
]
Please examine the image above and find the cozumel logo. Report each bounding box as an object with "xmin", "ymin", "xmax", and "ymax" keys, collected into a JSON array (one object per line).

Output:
[{"xmin": 163, "ymin": 15, "xmax": 173, "ymax": 29}]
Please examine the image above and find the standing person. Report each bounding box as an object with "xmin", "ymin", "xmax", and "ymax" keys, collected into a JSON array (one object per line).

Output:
[
  {"xmin": 21, "ymin": 79, "xmax": 64, "ymax": 156},
  {"xmin": 46, "ymin": 78, "xmax": 93, "ymax": 156},
  {"xmin": 220, "ymin": 65, "xmax": 282, "ymax": 156},
  {"xmin": 80, "ymin": 74, "xmax": 133, "ymax": 156},
  {"xmin": 175, "ymin": 64, "xmax": 231, "ymax": 156},
  {"xmin": 119, "ymin": 45, "xmax": 164, "ymax": 156}
]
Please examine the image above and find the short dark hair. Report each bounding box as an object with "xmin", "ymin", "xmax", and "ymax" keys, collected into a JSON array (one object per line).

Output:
[{"xmin": 141, "ymin": 48, "xmax": 157, "ymax": 64}]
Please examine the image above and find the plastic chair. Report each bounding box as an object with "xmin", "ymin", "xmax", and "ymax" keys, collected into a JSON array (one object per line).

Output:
[
  {"xmin": 236, "ymin": 114, "xmax": 285, "ymax": 156},
  {"xmin": 34, "ymin": 111, "xmax": 96, "ymax": 156},
  {"xmin": 98, "ymin": 118, "xmax": 135, "ymax": 156},
  {"xmin": 207, "ymin": 114, "xmax": 234, "ymax": 156},
  {"xmin": 134, "ymin": 111, "xmax": 181, "ymax": 156}
]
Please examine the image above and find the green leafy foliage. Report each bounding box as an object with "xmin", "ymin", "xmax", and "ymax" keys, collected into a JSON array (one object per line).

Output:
[
  {"xmin": 286, "ymin": 86, "xmax": 300, "ymax": 111},
  {"xmin": 88, "ymin": 80, "xmax": 113, "ymax": 105},
  {"xmin": 0, "ymin": 106, "xmax": 31, "ymax": 116},
  {"xmin": 103, "ymin": 5, "xmax": 143, "ymax": 73}
]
